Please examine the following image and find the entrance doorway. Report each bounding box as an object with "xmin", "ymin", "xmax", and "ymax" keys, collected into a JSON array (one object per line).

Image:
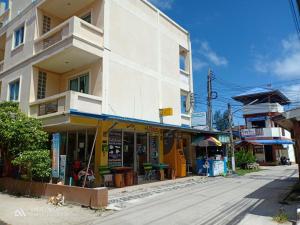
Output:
[
  {"xmin": 123, "ymin": 132, "xmax": 134, "ymax": 168},
  {"xmin": 136, "ymin": 133, "xmax": 148, "ymax": 175},
  {"xmin": 265, "ymin": 145, "xmax": 273, "ymax": 162}
]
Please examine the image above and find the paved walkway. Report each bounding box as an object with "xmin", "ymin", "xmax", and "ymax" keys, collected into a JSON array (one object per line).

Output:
[{"xmin": 0, "ymin": 165, "xmax": 298, "ymax": 225}]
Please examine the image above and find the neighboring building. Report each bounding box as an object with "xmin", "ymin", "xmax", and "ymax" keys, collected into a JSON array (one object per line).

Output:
[
  {"xmin": 273, "ymin": 107, "xmax": 300, "ymax": 173},
  {"xmin": 0, "ymin": 0, "xmax": 197, "ymax": 185},
  {"xmin": 232, "ymin": 88, "xmax": 295, "ymax": 165}
]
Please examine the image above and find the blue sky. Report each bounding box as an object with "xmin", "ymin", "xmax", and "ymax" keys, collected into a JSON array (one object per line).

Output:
[{"xmin": 149, "ymin": 0, "xmax": 300, "ymax": 124}]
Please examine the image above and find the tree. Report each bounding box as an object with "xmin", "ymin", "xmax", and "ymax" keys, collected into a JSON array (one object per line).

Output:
[
  {"xmin": 213, "ymin": 110, "xmax": 231, "ymax": 131},
  {"xmin": 0, "ymin": 102, "xmax": 51, "ymax": 180}
]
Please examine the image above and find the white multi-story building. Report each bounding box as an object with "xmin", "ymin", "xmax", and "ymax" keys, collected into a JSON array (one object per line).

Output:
[
  {"xmin": 233, "ymin": 88, "xmax": 296, "ymax": 164},
  {"xmin": 0, "ymin": 0, "xmax": 194, "ymax": 183}
]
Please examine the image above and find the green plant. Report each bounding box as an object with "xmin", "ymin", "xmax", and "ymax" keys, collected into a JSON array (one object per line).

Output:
[
  {"xmin": 235, "ymin": 149, "xmax": 256, "ymax": 168},
  {"xmin": 273, "ymin": 207, "xmax": 288, "ymax": 224},
  {"xmin": 12, "ymin": 150, "xmax": 51, "ymax": 180},
  {"xmin": 0, "ymin": 102, "xmax": 51, "ymax": 181}
]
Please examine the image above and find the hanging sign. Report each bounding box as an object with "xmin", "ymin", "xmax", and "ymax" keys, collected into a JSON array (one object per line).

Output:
[
  {"xmin": 159, "ymin": 108, "xmax": 173, "ymax": 117},
  {"xmin": 108, "ymin": 131, "xmax": 122, "ymax": 167},
  {"xmin": 52, "ymin": 133, "xmax": 61, "ymax": 178}
]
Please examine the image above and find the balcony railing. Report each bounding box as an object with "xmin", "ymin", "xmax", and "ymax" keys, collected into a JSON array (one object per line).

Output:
[
  {"xmin": 34, "ymin": 16, "xmax": 104, "ymax": 53},
  {"xmin": 29, "ymin": 91, "xmax": 102, "ymax": 118},
  {"xmin": 241, "ymin": 127, "xmax": 286, "ymax": 138},
  {"xmin": 243, "ymin": 103, "xmax": 284, "ymax": 115}
]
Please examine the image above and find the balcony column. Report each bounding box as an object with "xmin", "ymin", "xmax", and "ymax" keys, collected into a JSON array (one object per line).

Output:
[{"xmin": 94, "ymin": 122, "xmax": 109, "ymax": 185}]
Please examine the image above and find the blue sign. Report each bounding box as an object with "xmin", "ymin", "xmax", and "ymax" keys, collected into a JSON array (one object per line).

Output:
[{"xmin": 52, "ymin": 133, "xmax": 61, "ymax": 178}]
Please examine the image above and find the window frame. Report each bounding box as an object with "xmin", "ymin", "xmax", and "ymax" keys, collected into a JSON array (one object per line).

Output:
[
  {"xmin": 180, "ymin": 91, "xmax": 189, "ymax": 115},
  {"xmin": 8, "ymin": 78, "xmax": 21, "ymax": 102},
  {"xmin": 179, "ymin": 46, "xmax": 190, "ymax": 73},
  {"xmin": 42, "ymin": 15, "xmax": 51, "ymax": 34},
  {"xmin": 13, "ymin": 23, "xmax": 25, "ymax": 49},
  {"xmin": 68, "ymin": 71, "xmax": 91, "ymax": 94},
  {"xmin": 37, "ymin": 70, "xmax": 47, "ymax": 99}
]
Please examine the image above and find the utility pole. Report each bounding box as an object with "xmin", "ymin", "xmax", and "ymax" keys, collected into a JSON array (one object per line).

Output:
[
  {"xmin": 228, "ymin": 103, "xmax": 236, "ymax": 172},
  {"xmin": 207, "ymin": 68, "xmax": 213, "ymax": 131}
]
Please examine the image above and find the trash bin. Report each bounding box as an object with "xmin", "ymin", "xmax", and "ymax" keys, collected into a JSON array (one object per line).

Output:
[
  {"xmin": 125, "ymin": 171, "xmax": 133, "ymax": 186},
  {"xmin": 114, "ymin": 173, "xmax": 125, "ymax": 188}
]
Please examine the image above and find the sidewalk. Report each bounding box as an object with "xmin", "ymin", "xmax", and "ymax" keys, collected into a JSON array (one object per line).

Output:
[{"xmin": 108, "ymin": 175, "xmax": 221, "ymax": 205}]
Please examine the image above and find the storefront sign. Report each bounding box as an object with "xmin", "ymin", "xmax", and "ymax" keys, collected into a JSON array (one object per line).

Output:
[
  {"xmin": 52, "ymin": 133, "xmax": 60, "ymax": 178},
  {"xmin": 108, "ymin": 131, "xmax": 122, "ymax": 167},
  {"xmin": 241, "ymin": 129, "xmax": 256, "ymax": 137},
  {"xmin": 218, "ymin": 135, "xmax": 230, "ymax": 143},
  {"xmin": 59, "ymin": 155, "xmax": 66, "ymax": 183},
  {"xmin": 159, "ymin": 108, "xmax": 173, "ymax": 117}
]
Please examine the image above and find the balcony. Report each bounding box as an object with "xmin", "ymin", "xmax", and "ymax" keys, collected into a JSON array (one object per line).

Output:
[
  {"xmin": 34, "ymin": 16, "xmax": 103, "ymax": 73},
  {"xmin": 29, "ymin": 91, "xmax": 102, "ymax": 119},
  {"xmin": 241, "ymin": 127, "xmax": 287, "ymax": 138},
  {"xmin": 243, "ymin": 103, "xmax": 284, "ymax": 115}
]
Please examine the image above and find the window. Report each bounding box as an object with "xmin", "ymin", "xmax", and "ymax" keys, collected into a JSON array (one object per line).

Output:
[
  {"xmin": 69, "ymin": 73, "xmax": 89, "ymax": 94},
  {"xmin": 0, "ymin": 80, "xmax": 2, "ymax": 99},
  {"xmin": 14, "ymin": 25, "xmax": 25, "ymax": 48},
  {"xmin": 81, "ymin": 12, "xmax": 92, "ymax": 24},
  {"xmin": 37, "ymin": 71, "xmax": 47, "ymax": 99},
  {"xmin": 42, "ymin": 15, "xmax": 51, "ymax": 34},
  {"xmin": 181, "ymin": 92, "xmax": 188, "ymax": 114},
  {"xmin": 179, "ymin": 47, "xmax": 189, "ymax": 72},
  {"xmin": 9, "ymin": 79, "xmax": 20, "ymax": 101}
]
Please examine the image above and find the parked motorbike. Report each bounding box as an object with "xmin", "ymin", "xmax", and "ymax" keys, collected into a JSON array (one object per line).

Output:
[
  {"xmin": 78, "ymin": 168, "xmax": 95, "ymax": 188},
  {"xmin": 280, "ymin": 156, "xmax": 291, "ymax": 166}
]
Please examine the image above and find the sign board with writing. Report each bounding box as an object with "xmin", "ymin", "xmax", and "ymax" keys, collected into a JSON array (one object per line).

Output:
[
  {"xmin": 192, "ymin": 112, "xmax": 207, "ymax": 126},
  {"xmin": 159, "ymin": 108, "xmax": 173, "ymax": 117},
  {"xmin": 108, "ymin": 131, "xmax": 122, "ymax": 167},
  {"xmin": 241, "ymin": 129, "xmax": 256, "ymax": 137},
  {"xmin": 52, "ymin": 133, "xmax": 60, "ymax": 178}
]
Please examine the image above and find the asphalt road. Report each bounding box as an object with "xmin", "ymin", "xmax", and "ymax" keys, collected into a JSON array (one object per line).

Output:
[
  {"xmin": 0, "ymin": 165, "xmax": 298, "ymax": 225},
  {"xmin": 90, "ymin": 165, "xmax": 298, "ymax": 225}
]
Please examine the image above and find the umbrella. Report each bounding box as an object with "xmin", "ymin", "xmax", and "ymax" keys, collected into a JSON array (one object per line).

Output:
[{"xmin": 192, "ymin": 136, "xmax": 222, "ymax": 147}]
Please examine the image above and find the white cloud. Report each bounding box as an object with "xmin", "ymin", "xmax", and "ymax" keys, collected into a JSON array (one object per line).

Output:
[
  {"xmin": 282, "ymin": 84, "xmax": 300, "ymax": 103},
  {"xmin": 149, "ymin": 0, "xmax": 174, "ymax": 10},
  {"xmin": 193, "ymin": 58, "xmax": 208, "ymax": 72},
  {"xmin": 198, "ymin": 41, "xmax": 228, "ymax": 66},
  {"xmin": 255, "ymin": 35, "xmax": 300, "ymax": 78}
]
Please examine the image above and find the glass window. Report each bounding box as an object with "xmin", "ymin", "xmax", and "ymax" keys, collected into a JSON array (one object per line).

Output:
[
  {"xmin": 181, "ymin": 93, "xmax": 187, "ymax": 114},
  {"xmin": 179, "ymin": 47, "xmax": 189, "ymax": 72},
  {"xmin": 69, "ymin": 73, "xmax": 89, "ymax": 94},
  {"xmin": 9, "ymin": 79, "xmax": 20, "ymax": 101},
  {"xmin": 37, "ymin": 71, "xmax": 47, "ymax": 99},
  {"xmin": 42, "ymin": 15, "xmax": 51, "ymax": 34},
  {"xmin": 180, "ymin": 54, "xmax": 186, "ymax": 71},
  {"xmin": 14, "ymin": 25, "xmax": 25, "ymax": 48},
  {"xmin": 81, "ymin": 12, "xmax": 92, "ymax": 24}
]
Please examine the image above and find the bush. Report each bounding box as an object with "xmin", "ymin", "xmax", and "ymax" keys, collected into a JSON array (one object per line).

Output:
[
  {"xmin": 12, "ymin": 150, "xmax": 51, "ymax": 180},
  {"xmin": 0, "ymin": 102, "xmax": 51, "ymax": 181},
  {"xmin": 235, "ymin": 149, "xmax": 256, "ymax": 169}
]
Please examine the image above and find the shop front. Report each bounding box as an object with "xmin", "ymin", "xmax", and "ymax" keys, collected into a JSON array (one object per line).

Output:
[{"xmin": 192, "ymin": 136, "xmax": 227, "ymax": 177}]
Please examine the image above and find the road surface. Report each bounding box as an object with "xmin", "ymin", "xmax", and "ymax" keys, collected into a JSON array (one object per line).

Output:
[{"xmin": 0, "ymin": 165, "xmax": 298, "ymax": 225}]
